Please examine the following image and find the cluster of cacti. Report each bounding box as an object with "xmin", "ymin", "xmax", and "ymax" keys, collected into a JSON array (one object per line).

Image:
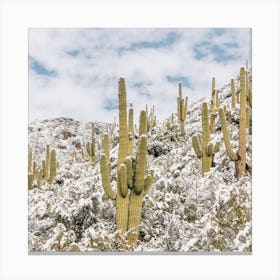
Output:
[
  {"xmin": 146, "ymin": 105, "xmax": 156, "ymax": 132},
  {"xmin": 192, "ymin": 102, "xmax": 221, "ymax": 176},
  {"xmin": 28, "ymin": 146, "xmax": 57, "ymax": 189},
  {"xmin": 219, "ymin": 66, "xmax": 248, "ymax": 179},
  {"xmin": 86, "ymin": 123, "xmax": 95, "ymax": 166},
  {"xmin": 177, "ymin": 82, "xmax": 188, "ymax": 135},
  {"xmin": 100, "ymin": 77, "xmax": 154, "ymax": 249},
  {"xmin": 28, "ymin": 151, "xmax": 43, "ymax": 189}
]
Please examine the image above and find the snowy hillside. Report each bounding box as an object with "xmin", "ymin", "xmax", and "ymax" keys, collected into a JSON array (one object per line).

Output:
[{"xmin": 28, "ymin": 77, "xmax": 252, "ymax": 253}]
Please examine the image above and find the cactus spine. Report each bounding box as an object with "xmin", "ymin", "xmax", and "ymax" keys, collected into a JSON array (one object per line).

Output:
[
  {"xmin": 128, "ymin": 103, "xmax": 134, "ymax": 155},
  {"xmin": 192, "ymin": 102, "xmax": 220, "ymax": 176},
  {"xmin": 219, "ymin": 66, "xmax": 247, "ymax": 179},
  {"xmin": 86, "ymin": 123, "xmax": 95, "ymax": 166},
  {"xmin": 177, "ymin": 82, "xmax": 188, "ymax": 135}
]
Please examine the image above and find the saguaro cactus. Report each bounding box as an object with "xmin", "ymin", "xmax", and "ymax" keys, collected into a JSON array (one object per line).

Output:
[
  {"xmin": 177, "ymin": 82, "xmax": 188, "ymax": 135},
  {"xmin": 45, "ymin": 144, "xmax": 50, "ymax": 180},
  {"xmin": 102, "ymin": 133, "xmax": 110, "ymax": 160},
  {"xmin": 100, "ymin": 77, "xmax": 154, "ymax": 249},
  {"xmin": 192, "ymin": 102, "xmax": 221, "ymax": 176},
  {"xmin": 49, "ymin": 149, "xmax": 57, "ymax": 183},
  {"xmin": 86, "ymin": 123, "xmax": 96, "ymax": 166},
  {"xmin": 219, "ymin": 66, "xmax": 248, "ymax": 179},
  {"xmin": 209, "ymin": 77, "xmax": 219, "ymax": 133}
]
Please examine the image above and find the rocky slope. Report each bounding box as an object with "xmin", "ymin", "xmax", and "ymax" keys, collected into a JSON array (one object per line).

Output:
[{"xmin": 28, "ymin": 79, "xmax": 252, "ymax": 253}]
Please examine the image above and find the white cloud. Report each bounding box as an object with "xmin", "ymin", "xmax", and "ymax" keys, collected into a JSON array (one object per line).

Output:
[{"xmin": 28, "ymin": 28, "xmax": 251, "ymax": 123}]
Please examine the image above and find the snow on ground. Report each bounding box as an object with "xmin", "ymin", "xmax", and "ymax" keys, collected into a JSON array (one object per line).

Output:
[{"xmin": 28, "ymin": 78, "xmax": 252, "ymax": 253}]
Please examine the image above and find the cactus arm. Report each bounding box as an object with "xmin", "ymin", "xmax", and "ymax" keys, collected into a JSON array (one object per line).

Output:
[
  {"xmin": 139, "ymin": 110, "xmax": 147, "ymax": 137},
  {"xmin": 192, "ymin": 135, "xmax": 202, "ymax": 157},
  {"xmin": 100, "ymin": 153, "xmax": 116, "ymax": 199},
  {"xmin": 219, "ymin": 108, "xmax": 238, "ymax": 161},
  {"xmin": 125, "ymin": 157, "xmax": 133, "ymax": 189},
  {"xmin": 118, "ymin": 164, "xmax": 128, "ymax": 198},
  {"xmin": 213, "ymin": 142, "xmax": 221, "ymax": 153},
  {"xmin": 206, "ymin": 143, "xmax": 214, "ymax": 157},
  {"xmin": 134, "ymin": 135, "xmax": 147, "ymax": 195},
  {"xmin": 128, "ymin": 104, "xmax": 134, "ymax": 155},
  {"xmin": 143, "ymin": 170, "xmax": 154, "ymax": 196}
]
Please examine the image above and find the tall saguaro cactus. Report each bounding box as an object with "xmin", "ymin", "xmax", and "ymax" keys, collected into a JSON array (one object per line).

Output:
[
  {"xmin": 177, "ymin": 82, "xmax": 188, "ymax": 135},
  {"xmin": 219, "ymin": 66, "xmax": 247, "ymax": 179},
  {"xmin": 100, "ymin": 77, "xmax": 154, "ymax": 249},
  {"xmin": 192, "ymin": 102, "xmax": 220, "ymax": 176}
]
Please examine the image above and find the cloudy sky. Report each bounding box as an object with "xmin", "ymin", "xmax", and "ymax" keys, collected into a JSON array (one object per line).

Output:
[{"xmin": 28, "ymin": 28, "xmax": 251, "ymax": 123}]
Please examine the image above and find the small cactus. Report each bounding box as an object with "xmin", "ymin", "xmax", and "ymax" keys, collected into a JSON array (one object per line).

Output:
[
  {"xmin": 86, "ymin": 123, "xmax": 96, "ymax": 166},
  {"xmin": 49, "ymin": 149, "xmax": 57, "ymax": 183},
  {"xmin": 192, "ymin": 102, "xmax": 220, "ymax": 176},
  {"xmin": 177, "ymin": 82, "xmax": 188, "ymax": 135}
]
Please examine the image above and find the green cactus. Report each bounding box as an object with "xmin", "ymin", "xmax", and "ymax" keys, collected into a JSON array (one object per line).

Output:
[
  {"xmin": 210, "ymin": 77, "xmax": 216, "ymax": 112},
  {"xmin": 177, "ymin": 82, "xmax": 188, "ymax": 135},
  {"xmin": 45, "ymin": 144, "xmax": 50, "ymax": 180},
  {"xmin": 167, "ymin": 118, "xmax": 171, "ymax": 130},
  {"xmin": 231, "ymin": 78, "xmax": 236, "ymax": 108},
  {"xmin": 28, "ymin": 174, "xmax": 34, "ymax": 190},
  {"xmin": 86, "ymin": 123, "xmax": 95, "ymax": 166},
  {"xmin": 146, "ymin": 105, "xmax": 156, "ymax": 132},
  {"xmin": 49, "ymin": 149, "xmax": 57, "ymax": 183},
  {"xmin": 102, "ymin": 133, "xmax": 110, "ymax": 160},
  {"xmin": 192, "ymin": 102, "xmax": 221, "ymax": 176},
  {"xmin": 128, "ymin": 103, "xmax": 134, "ymax": 155},
  {"xmin": 28, "ymin": 149, "xmax": 33, "ymax": 174},
  {"xmin": 219, "ymin": 66, "xmax": 248, "ymax": 179},
  {"xmin": 100, "ymin": 77, "xmax": 154, "ymax": 249}
]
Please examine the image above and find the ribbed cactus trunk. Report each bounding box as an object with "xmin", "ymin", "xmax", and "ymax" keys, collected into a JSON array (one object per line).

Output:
[
  {"xmin": 128, "ymin": 103, "xmax": 134, "ymax": 156},
  {"xmin": 201, "ymin": 103, "xmax": 212, "ymax": 175},
  {"xmin": 219, "ymin": 67, "xmax": 247, "ymax": 180},
  {"xmin": 49, "ymin": 149, "xmax": 56, "ymax": 183},
  {"xmin": 127, "ymin": 134, "xmax": 147, "ymax": 246},
  {"xmin": 116, "ymin": 77, "xmax": 129, "ymax": 234},
  {"xmin": 102, "ymin": 133, "xmax": 110, "ymax": 160},
  {"xmin": 45, "ymin": 144, "xmax": 50, "ymax": 180},
  {"xmin": 237, "ymin": 67, "xmax": 247, "ymax": 179},
  {"xmin": 177, "ymin": 82, "xmax": 188, "ymax": 136},
  {"xmin": 210, "ymin": 77, "xmax": 216, "ymax": 112}
]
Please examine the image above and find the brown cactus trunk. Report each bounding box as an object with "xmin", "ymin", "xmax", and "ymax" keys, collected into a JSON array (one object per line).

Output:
[{"xmin": 180, "ymin": 121, "xmax": 185, "ymax": 135}]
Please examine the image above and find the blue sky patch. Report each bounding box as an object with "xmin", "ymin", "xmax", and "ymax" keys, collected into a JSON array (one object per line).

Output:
[
  {"xmin": 66, "ymin": 50, "xmax": 80, "ymax": 57},
  {"xmin": 103, "ymin": 99, "xmax": 118, "ymax": 111},
  {"xmin": 166, "ymin": 75, "xmax": 191, "ymax": 88},
  {"xmin": 29, "ymin": 56, "xmax": 57, "ymax": 77},
  {"xmin": 118, "ymin": 32, "xmax": 180, "ymax": 54}
]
